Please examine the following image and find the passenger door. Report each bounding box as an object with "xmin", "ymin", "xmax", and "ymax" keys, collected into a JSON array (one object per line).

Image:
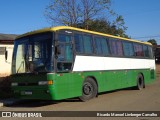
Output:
[{"xmin": 56, "ymin": 33, "xmax": 73, "ymax": 72}]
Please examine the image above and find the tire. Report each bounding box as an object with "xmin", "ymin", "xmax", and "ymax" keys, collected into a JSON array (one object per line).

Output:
[
  {"xmin": 136, "ymin": 74, "xmax": 144, "ymax": 90},
  {"xmin": 79, "ymin": 77, "xmax": 98, "ymax": 102}
]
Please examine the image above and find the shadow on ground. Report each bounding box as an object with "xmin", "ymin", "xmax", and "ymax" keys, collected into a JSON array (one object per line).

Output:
[
  {"xmin": 5, "ymin": 98, "xmax": 81, "ymax": 108},
  {"xmin": 5, "ymin": 87, "xmax": 136, "ymax": 108}
]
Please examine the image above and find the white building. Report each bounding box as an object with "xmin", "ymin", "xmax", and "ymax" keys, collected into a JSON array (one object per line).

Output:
[{"xmin": 0, "ymin": 34, "xmax": 17, "ymax": 77}]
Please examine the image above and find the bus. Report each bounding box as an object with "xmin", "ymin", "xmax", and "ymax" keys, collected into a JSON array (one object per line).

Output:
[{"xmin": 11, "ymin": 26, "xmax": 156, "ymax": 101}]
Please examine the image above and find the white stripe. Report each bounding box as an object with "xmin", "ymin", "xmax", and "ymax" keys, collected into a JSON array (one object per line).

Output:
[{"xmin": 73, "ymin": 55, "xmax": 155, "ymax": 71}]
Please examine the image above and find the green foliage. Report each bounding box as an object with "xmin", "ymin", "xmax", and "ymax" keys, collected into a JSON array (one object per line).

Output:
[
  {"xmin": 147, "ymin": 39, "xmax": 157, "ymax": 56},
  {"xmin": 77, "ymin": 19, "xmax": 129, "ymax": 38},
  {"xmin": 147, "ymin": 39, "xmax": 157, "ymax": 46}
]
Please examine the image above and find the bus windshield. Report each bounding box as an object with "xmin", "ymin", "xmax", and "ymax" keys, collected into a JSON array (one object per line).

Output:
[{"xmin": 12, "ymin": 33, "xmax": 53, "ymax": 74}]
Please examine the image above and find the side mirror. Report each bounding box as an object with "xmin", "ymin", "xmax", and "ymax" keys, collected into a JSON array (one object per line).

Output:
[{"xmin": 5, "ymin": 49, "xmax": 8, "ymax": 61}]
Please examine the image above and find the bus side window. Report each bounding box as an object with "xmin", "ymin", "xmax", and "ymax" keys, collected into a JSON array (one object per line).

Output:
[
  {"xmin": 133, "ymin": 43, "xmax": 144, "ymax": 57},
  {"xmin": 148, "ymin": 46, "xmax": 154, "ymax": 59},
  {"xmin": 122, "ymin": 41, "xmax": 134, "ymax": 57},
  {"xmin": 57, "ymin": 33, "xmax": 73, "ymax": 72},
  {"xmin": 94, "ymin": 37, "xmax": 102, "ymax": 55},
  {"xmin": 74, "ymin": 33, "xmax": 84, "ymax": 53},
  {"xmin": 94, "ymin": 37, "xmax": 109, "ymax": 55},
  {"xmin": 117, "ymin": 40, "xmax": 123, "ymax": 56},
  {"xmin": 83, "ymin": 35, "xmax": 93, "ymax": 54},
  {"xmin": 58, "ymin": 34, "xmax": 71, "ymax": 43},
  {"xmin": 109, "ymin": 39, "xmax": 117, "ymax": 55},
  {"xmin": 109, "ymin": 39, "xmax": 123, "ymax": 56},
  {"xmin": 143, "ymin": 45, "xmax": 149, "ymax": 58}
]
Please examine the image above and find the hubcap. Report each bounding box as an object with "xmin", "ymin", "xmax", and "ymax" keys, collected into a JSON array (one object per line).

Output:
[{"xmin": 83, "ymin": 82, "xmax": 93, "ymax": 95}]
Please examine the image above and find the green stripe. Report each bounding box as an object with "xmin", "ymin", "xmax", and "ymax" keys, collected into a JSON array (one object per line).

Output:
[{"xmin": 11, "ymin": 69, "xmax": 156, "ymax": 100}]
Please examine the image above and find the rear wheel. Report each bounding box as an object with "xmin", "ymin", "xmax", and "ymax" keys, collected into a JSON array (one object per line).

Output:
[
  {"xmin": 79, "ymin": 77, "xmax": 98, "ymax": 102},
  {"xmin": 136, "ymin": 74, "xmax": 144, "ymax": 90}
]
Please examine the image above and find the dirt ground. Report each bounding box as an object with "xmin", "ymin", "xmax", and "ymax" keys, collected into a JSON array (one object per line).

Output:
[
  {"xmin": 156, "ymin": 64, "xmax": 160, "ymax": 73},
  {"xmin": 156, "ymin": 64, "xmax": 160, "ymax": 79}
]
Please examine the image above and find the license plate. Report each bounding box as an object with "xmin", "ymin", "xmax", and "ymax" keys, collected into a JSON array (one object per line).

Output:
[{"xmin": 21, "ymin": 91, "xmax": 32, "ymax": 95}]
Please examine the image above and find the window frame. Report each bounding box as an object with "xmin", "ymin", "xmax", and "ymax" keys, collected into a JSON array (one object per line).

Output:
[
  {"xmin": 0, "ymin": 47, "xmax": 6, "ymax": 55},
  {"xmin": 109, "ymin": 38, "xmax": 124, "ymax": 57},
  {"xmin": 122, "ymin": 41, "xmax": 135, "ymax": 57},
  {"xmin": 93, "ymin": 35, "xmax": 110, "ymax": 56},
  {"xmin": 133, "ymin": 43, "xmax": 144, "ymax": 57},
  {"xmin": 56, "ymin": 31, "xmax": 74, "ymax": 72}
]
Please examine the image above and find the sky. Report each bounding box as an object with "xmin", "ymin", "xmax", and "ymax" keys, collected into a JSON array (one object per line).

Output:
[
  {"xmin": 0, "ymin": 0, "xmax": 160, "ymax": 44},
  {"xmin": 112, "ymin": 0, "xmax": 160, "ymax": 44}
]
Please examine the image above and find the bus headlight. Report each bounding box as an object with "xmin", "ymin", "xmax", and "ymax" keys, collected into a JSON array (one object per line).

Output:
[
  {"xmin": 11, "ymin": 82, "xmax": 18, "ymax": 86},
  {"xmin": 38, "ymin": 80, "xmax": 53, "ymax": 85},
  {"xmin": 38, "ymin": 81, "xmax": 48, "ymax": 85}
]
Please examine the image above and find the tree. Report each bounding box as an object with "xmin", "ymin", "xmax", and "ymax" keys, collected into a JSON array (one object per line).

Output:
[
  {"xmin": 148, "ymin": 39, "xmax": 157, "ymax": 56},
  {"xmin": 45, "ymin": 0, "xmax": 115, "ymax": 28},
  {"xmin": 79, "ymin": 0, "xmax": 112, "ymax": 29},
  {"xmin": 45, "ymin": 0, "xmax": 79, "ymax": 26},
  {"xmin": 77, "ymin": 18, "xmax": 129, "ymax": 38},
  {"xmin": 45, "ymin": 0, "xmax": 128, "ymax": 37},
  {"xmin": 147, "ymin": 39, "xmax": 157, "ymax": 46}
]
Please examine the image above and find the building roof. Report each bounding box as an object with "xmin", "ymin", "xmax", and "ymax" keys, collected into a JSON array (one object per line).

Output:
[
  {"xmin": 0, "ymin": 33, "xmax": 18, "ymax": 44},
  {"xmin": 0, "ymin": 33, "xmax": 17, "ymax": 40}
]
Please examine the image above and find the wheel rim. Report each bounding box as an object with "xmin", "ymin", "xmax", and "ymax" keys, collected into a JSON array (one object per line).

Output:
[{"xmin": 83, "ymin": 82, "xmax": 93, "ymax": 95}]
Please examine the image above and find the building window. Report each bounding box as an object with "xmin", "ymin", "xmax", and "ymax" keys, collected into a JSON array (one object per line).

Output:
[{"xmin": 0, "ymin": 47, "xmax": 6, "ymax": 55}]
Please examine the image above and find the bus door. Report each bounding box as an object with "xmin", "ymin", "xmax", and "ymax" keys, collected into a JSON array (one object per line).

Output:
[{"xmin": 56, "ymin": 33, "xmax": 73, "ymax": 72}]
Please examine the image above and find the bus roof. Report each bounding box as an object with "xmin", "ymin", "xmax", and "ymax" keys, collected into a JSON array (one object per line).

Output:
[{"xmin": 16, "ymin": 26, "xmax": 152, "ymax": 46}]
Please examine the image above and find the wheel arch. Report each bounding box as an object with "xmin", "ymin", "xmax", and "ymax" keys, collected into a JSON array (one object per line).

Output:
[
  {"xmin": 137, "ymin": 72, "xmax": 145, "ymax": 88},
  {"xmin": 84, "ymin": 76, "xmax": 99, "ymax": 93}
]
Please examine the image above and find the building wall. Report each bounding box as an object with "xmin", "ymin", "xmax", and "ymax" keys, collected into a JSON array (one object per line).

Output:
[{"xmin": 0, "ymin": 44, "xmax": 14, "ymax": 77}]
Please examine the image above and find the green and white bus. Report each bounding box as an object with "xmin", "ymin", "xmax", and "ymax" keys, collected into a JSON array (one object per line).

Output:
[{"xmin": 11, "ymin": 26, "xmax": 156, "ymax": 101}]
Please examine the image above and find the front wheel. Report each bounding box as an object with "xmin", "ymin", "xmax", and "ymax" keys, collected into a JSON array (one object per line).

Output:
[
  {"xmin": 79, "ymin": 77, "xmax": 98, "ymax": 102},
  {"xmin": 136, "ymin": 74, "xmax": 144, "ymax": 90}
]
